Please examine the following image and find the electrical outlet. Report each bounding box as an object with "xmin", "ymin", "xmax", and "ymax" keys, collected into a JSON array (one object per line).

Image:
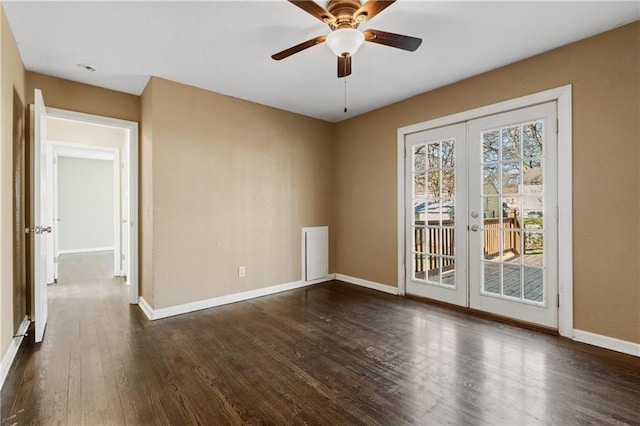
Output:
[{"xmin": 238, "ymin": 266, "xmax": 246, "ymax": 277}]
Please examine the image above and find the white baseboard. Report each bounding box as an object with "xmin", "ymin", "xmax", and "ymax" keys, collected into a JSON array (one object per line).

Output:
[
  {"xmin": 1, "ymin": 317, "xmax": 30, "ymax": 390},
  {"xmin": 58, "ymin": 247, "xmax": 114, "ymax": 255},
  {"xmin": 137, "ymin": 274, "xmax": 336, "ymax": 321},
  {"xmin": 573, "ymin": 329, "xmax": 640, "ymax": 357},
  {"xmin": 335, "ymin": 273, "xmax": 399, "ymax": 295},
  {"xmin": 137, "ymin": 296, "xmax": 155, "ymax": 321}
]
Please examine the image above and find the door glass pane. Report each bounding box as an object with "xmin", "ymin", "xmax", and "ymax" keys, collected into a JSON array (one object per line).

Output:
[
  {"xmin": 502, "ymin": 161, "xmax": 521, "ymax": 193},
  {"xmin": 427, "ymin": 171, "xmax": 440, "ymax": 200},
  {"xmin": 414, "ymin": 225, "xmax": 426, "ymax": 253},
  {"xmin": 427, "ymin": 143, "xmax": 440, "ymax": 169},
  {"xmin": 414, "ymin": 145, "xmax": 426, "ymax": 173},
  {"xmin": 482, "ymin": 196, "xmax": 500, "ymax": 219},
  {"xmin": 427, "ymin": 228, "xmax": 440, "ymax": 255},
  {"xmin": 501, "ymin": 126, "xmax": 521, "ymax": 161},
  {"xmin": 442, "ymin": 139, "xmax": 455, "ymax": 167},
  {"xmin": 524, "ymin": 231, "xmax": 544, "ymax": 267},
  {"xmin": 503, "ymin": 229, "xmax": 521, "ymax": 264},
  {"xmin": 442, "ymin": 257, "xmax": 455, "ymax": 286},
  {"xmin": 413, "ymin": 253, "xmax": 426, "ymax": 281},
  {"xmin": 414, "ymin": 173, "xmax": 426, "ymax": 197},
  {"xmin": 523, "ymin": 122, "xmax": 543, "ymax": 158},
  {"xmin": 523, "ymin": 197, "xmax": 543, "ymax": 229},
  {"xmin": 482, "ymin": 130, "xmax": 500, "ymax": 163},
  {"xmin": 442, "ymin": 169, "xmax": 455, "ymax": 198},
  {"xmin": 523, "ymin": 266, "xmax": 543, "ymax": 302},
  {"xmin": 483, "ymin": 222, "xmax": 501, "ymax": 261},
  {"xmin": 523, "ymin": 159, "xmax": 543, "ymax": 191},
  {"xmin": 427, "ymin": 256, "xmax": 440, "ymax": 282},
  {"xmin": 483, "ymin": 262, "xmax": 500, "ymax": 294},
  {"xmin": 483, "ymin": 165, "xmax": 499, "ymax": 194},
  {"xmin": 502, "ymin": 264, "xmax": 522, "ymax": 298}
]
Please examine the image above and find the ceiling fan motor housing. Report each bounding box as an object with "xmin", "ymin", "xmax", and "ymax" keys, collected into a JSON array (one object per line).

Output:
[{"xmin": 326, "ymin": 0, "xmax": 365, "ymax": 29}]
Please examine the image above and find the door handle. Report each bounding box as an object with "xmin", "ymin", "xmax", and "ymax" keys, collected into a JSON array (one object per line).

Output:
[
  {"xmin": 470, "ymin": 225, "xmax": 480, "ymax": 232},
  {"xmin": 27, "ymin": 226, "xmax": 52, "ymax": 234}
]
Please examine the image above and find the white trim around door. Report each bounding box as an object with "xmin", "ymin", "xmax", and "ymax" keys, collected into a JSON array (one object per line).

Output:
[{"xmin": 397, "ymin": 85, "xmax": 573, "ymax": 337}]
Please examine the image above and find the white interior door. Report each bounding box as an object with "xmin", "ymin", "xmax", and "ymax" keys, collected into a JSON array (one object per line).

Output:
[
  {"xmin": 468, "ymin": 102, "xmax": 558, "ymax": 328},
  {"xmin": 404, "ymin": 123, "xmax": 468, "ymax": 306},
  {"xmin": 31, "ymin": 89, "xmax": 50, "ymax": 343}
]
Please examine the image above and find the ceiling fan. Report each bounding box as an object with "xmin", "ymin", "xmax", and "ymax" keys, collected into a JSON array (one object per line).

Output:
[{"xmin": 272, "ymin": 0, "xmax": 422, "ymax": 78}]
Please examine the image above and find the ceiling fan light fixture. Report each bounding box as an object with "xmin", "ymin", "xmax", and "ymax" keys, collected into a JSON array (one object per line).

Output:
[{"xmin": 325, "ymin": 28, "xmax": 364, "ymax": 58}]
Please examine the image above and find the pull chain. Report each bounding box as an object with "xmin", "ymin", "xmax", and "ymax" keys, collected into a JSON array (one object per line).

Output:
[{"xmin": 344, "ymin": 77, "xmax": 348, "ymax": 113}]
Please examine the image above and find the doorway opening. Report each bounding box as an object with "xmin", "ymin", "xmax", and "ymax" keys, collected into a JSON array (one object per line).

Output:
[{"xmin": 30, "ymin": 89, "xmax": 139, "ymax": 343}]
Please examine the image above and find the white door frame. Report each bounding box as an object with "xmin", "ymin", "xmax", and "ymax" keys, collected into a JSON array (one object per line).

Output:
[
  {"xmin": 43, "ymin": 107, "xmax": 140, "ymax": 305},
  {"xmin": 397, "ymin": 85, "xmax": 573, "ymax": 337}
]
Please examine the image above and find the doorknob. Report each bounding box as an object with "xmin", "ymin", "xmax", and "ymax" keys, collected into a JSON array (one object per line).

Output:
[
  {"xmin": 41, "ymin": 226, "xmax": 52, "ymax": 233},
  {"xmin": 470, "ymin": 225, "xmax": 480, "ymax": 232}
]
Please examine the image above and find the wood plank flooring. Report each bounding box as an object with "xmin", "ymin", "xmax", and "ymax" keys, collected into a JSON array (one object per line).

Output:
[{"xmin": 2, "ymin": 252, "xmax": 640, "ymax": 425}]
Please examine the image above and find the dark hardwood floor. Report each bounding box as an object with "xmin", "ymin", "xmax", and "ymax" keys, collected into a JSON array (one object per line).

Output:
[{"xmin": 2, "ymin": 252, "xmax": 640, "ymax": 425}]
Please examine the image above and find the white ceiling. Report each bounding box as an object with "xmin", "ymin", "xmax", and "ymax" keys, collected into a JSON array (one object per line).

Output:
[{"xmin": 2, "ymin": 1, "xmax": 639, "ymax": 122}]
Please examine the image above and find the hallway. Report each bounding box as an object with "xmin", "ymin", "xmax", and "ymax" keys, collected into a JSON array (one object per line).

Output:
[{"xmin": 2, "ymin": 252, "xmax": 133, "ymax": 424}]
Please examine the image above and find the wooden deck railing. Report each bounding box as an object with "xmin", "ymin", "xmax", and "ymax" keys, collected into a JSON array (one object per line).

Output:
[
  {"xmin": 414, "ymin": 220, "xmax": 455, "ymax": 272},
  {"xmin": 413, "ymin": 217, "xmax": 521, "ymax": 274},
  {"xmin": 483, "ymin": 217, "xmax": 520, "ymax": 259}
]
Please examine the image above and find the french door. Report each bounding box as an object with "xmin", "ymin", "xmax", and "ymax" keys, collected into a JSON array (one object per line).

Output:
[
  {"xmin": 405, "ymin": 102, "xmax": 558, "ymax": 328},
  {"xmin": 405, "ymin": 123, "xmax": 468, "ymax": 306}
]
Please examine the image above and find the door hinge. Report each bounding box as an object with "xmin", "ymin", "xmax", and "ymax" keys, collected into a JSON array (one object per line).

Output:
[
  {"xmin": 556, "ymin": 118, "xmax": 559, "ymax": 134},
  {"xmin": 122, "ymin": 254, "xmax": 125, "ymax": 261},
  {"xmin": 557, "ymin": 294, "xmax": 560, "ymax": 307}
]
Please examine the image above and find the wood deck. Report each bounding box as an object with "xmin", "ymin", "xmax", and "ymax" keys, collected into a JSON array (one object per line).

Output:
[
  {"xmin": 414, "ymin": 253, "xmax": 545, "ymax": 302},
  {"xmin": 483, "ymin": 253, "xmax": 544, "ymax": 302},
  {"xmin": 2, "ymin": 252, "xmax": 639, "ymax": 424}
]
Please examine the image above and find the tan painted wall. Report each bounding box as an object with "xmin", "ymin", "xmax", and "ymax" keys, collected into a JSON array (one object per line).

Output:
[
  {"xmin": 0, "ymin": 6, "xmax": 26, "ymax": 362},
  {"xmin": 333, "ymin": 22, "xmax": 640, "ymax": 344},
  {"xmin": 26, "ymin": 72, "xmax": 140, "ymax": 123},
  {"xmin": 46, "ymin": 117, "xmax": 128, "ymax": 149},
  {"xmin": 144, "ymin": 77, "xmax": 333, "ymax": 309}
]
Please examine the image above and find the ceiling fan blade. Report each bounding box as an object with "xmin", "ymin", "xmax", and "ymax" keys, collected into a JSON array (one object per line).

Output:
[
  {"xmin": 338, "ymin": 55, "xmax": 352, "ymax": 78},
  {"xmin": 354, "ymin": 0, "xmax": 396, "ymax": 22},
  {"xmin": 271, "ymin": 36, "xmax": 327, "ymax": 60},
  {"xmin": 289, "ymin": 1, "xmax": 336, "ymax": 24},
  {"xmin": 363, "ymin": 29, "xmax": 422, "ymax": 51}
]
